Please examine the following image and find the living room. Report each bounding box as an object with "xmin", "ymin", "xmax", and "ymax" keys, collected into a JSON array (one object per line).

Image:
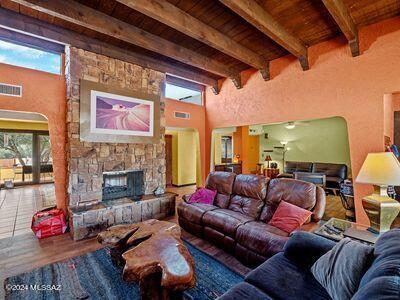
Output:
[{"xmin": 0, "ymin": 0, "xmax": 399, "ymax": 299}]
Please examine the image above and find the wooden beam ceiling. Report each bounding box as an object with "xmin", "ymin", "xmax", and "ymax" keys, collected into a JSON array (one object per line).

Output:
[
  {"xmin": 0, "ymin": 8, "xmax": 219, "ymax": 89},
  {"xmin": 115, "ymin": 0, "xmax": 270, "ymax": 80},
  {"xmin": 322, "ymin": 0, "xmax": 359, "ymax": 56},
  {"xmin": 219, "ymin": 0, "xmax": 310, "ymax": 71},
  {"xmin": 9, "ymin": 0, "xmax": 241, "ymax": 82}
]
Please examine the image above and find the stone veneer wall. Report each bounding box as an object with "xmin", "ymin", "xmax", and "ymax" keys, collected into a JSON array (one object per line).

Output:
[{"xmin": 66, "ymin": 47, "xmax": 166, "ymax": 207}]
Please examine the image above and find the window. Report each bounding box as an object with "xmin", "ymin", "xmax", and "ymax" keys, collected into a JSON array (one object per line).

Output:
[
  {"xmin": 0, "ymin": 40, "xmax": 61, "ymax": 74},
  {"xmin": 165, "ymin": 83, "xmax": 202, "ymax": 105}
]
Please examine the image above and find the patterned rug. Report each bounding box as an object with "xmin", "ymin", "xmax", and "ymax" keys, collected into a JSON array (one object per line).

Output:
[{"xmin": 4, "ymin": 242, "xmax": 243, "ymax": 300}]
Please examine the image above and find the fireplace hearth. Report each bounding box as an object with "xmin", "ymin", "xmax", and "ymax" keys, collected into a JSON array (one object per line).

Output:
[{"xmin": 102, "ymin": 170, "xmax": 144, "ymax": 201}]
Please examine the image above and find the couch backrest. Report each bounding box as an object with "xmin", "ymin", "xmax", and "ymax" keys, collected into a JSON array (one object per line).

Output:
[
  {"xmin": 312, "ymin": 162, "xmax": 347, "ymax": 179},
  {"xmin": 205, "ymin": 171, "xmax": 236, "ymax": 208},
  {"xmin": 353, "ymin": 229, "xmax": 400, "ymax": 299},
  {"xmin": 259, "ymin": 178, "xmax": 317, "ymax": 223},
  {"xmin": 284, "ymin": 161, "xmax": 313, "ymax": 174},
  {"xmin": 228, "ymin": 174, "xmax": 268, "ymax": 218}
]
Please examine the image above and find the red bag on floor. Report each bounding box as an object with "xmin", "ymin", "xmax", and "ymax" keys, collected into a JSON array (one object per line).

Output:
[{"xmin": 31, "ymin": 207, "xmax": 67, "ymax": 239}]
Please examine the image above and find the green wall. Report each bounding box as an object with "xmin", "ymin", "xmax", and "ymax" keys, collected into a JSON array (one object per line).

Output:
[{"xmin": 260, "ymin": 117, "xmax": 351, "ymax": 175}]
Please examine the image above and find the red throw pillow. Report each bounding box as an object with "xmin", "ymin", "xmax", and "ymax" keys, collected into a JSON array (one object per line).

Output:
[
  {"xmin": 268, "ymin": 201, "xmax": 312, "ymax": 233},
  {"xmin": 188, "ymin": 188, "xmax": 216, "ymax": 205}
]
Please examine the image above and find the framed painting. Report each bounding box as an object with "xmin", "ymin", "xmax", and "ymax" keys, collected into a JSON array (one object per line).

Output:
[
  {"xmin": 90, "ymin": 90, "xmax": 154, "ymax": 136},
  {"xmin": 80, "ymin": 80, "xmax": 161, "ymax": 143}
]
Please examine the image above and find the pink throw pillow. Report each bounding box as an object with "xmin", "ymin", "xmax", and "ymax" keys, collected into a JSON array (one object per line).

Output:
[
  {"xmin": 268, "ymin": 201, "xmax": 312, "ymax": 233},
  {"xmin": 188, "ymin": 188, "xmax": 216, "ymax": 205}
]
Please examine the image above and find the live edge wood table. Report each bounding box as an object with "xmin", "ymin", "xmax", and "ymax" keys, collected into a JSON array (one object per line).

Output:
[{"xmin": 98, "ymin": 219, "xmax": 196, "ymax": 300}]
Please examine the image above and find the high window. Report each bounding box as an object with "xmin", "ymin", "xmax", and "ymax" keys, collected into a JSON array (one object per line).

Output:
[
  {"xmin": 165, "ymin": 82, "xmax": 203, "ymax": 105},
  {"xmin": 0, "ymin": 39, "xmax": 61, "ymax": 74}
]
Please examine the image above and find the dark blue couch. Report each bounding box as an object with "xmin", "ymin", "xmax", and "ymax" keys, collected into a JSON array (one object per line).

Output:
[{"xmin": 219, "ymin": 229, "xmax": 400, "ymax": 299}]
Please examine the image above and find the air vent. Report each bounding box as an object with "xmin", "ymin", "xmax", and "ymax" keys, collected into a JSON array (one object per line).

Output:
[
  {"xmin": 174, "ymin": 111, "xmax": 190, "ymax": 119},
  {"xmin": 0, "ymin": 83, "xmax": 22, "ymax": 97}
]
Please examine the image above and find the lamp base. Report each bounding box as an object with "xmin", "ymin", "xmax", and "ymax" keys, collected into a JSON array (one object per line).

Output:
[{"xmin": 362, "ymin": 193, "xmax": 400, "ymax": 233}]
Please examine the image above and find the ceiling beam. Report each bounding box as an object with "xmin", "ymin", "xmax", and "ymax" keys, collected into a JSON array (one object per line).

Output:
[
  {"xmin": 116, "ymin": 0, "xmax": 270, "ymax": 80},
  {"xmin": 322, "ymin": 0, "xmax": 359, "ymax": 56},
  {"xmin": 9, "ymin": 0, "xmax": 240, "ymax": 80},
  {"xmin": 0, "ymin": 8, "xmax": 219, "ymax": 88},
  {"xmin": 219, "ymin": 0, "xmax": 309, "ymax": 71}
]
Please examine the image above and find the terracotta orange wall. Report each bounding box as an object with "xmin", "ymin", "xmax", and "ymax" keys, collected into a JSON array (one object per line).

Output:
[
  {"xmin": 164, "ymin": 98, "xmax": 206, "ymax": 184},
  {"xmin": 235, "ymin": 126, "xmax": 259, "ymax": 174},
  {"xmin": 0, "ymin": 62, "xmax": 67, "ymax": 209},
  {"xmin": 393, "ymin": 93, "xmax": 400, "ymax": 112},
  {"xmin": 205, "ymin": 18, "xmax": 400, "ymax": 226},
  {"xmin": 384, "ymin": 93, "xmax": 394, "ymax": 143}
]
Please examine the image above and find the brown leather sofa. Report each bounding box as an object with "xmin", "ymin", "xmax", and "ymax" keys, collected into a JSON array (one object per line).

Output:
[{"xmin": 178, "ymin": 172, "xmax": 326, "ymax": 267}]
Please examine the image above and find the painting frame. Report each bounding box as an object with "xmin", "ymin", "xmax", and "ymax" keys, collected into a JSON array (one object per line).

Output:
[
  {"xmin": 90, "ymin": 90, "xmax": 154, "ymax": 137},
  {"xmin": 80, "ymin": 80, "xmax": 161, "ymax": 143}
]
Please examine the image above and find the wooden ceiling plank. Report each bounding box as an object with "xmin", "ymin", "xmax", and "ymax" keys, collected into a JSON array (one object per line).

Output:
[
  {"xmin": 219, "ymin": 0, "xmax": 309, "ymax": 71},
  {"xmin": 115, "ymin": 0, "xmax": 268, "ymax": 73},
  {"xmin": 322, "ymin": 0, "xmax": 359, "ymax": 56},
  {"xmin": 0, "ymin": 7, "xmax": 219, "ymax": 89},
  {"xmin": 9, "ymin": 0, "xmax": 239, "ymax": 79}
]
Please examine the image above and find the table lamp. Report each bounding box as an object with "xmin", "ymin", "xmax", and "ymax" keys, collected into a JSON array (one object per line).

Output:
[
  {"xmin": 264, "ymin": 155, "xmax": 272, "ymax": 168},
  {"xmin": 356, "ymin": 152, "xmax": 400, "ymax": 233}
]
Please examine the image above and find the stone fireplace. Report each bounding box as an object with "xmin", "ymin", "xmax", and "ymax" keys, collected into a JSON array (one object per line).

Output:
[
  {"xmin": 65, "ymin": 47, "xmax": 176, "ymax": 240},
  {"xmin": 102, "ymin": 170, "xmax": 144, "ymax": 201}
]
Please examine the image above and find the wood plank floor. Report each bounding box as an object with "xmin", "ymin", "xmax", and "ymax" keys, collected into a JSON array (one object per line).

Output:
[{"xmin": 0, "ymin": 184, "xmax": 347, "ymax": 298}]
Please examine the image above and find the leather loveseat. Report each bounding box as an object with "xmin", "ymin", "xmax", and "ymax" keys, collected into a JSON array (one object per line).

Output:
[
  {"xmin": 219, "ymin": 229, "xmax": 400, "ymax": 300},
  {"xmin": 278, "ymin": 161, "xmax": 348, "ymax": 191},
  {"xmin": 178, "ymin": 172, "xmax": 326, "ymax": 267}
]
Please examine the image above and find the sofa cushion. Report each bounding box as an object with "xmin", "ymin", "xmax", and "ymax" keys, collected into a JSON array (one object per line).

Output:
[
  {"xmin": 205, "ymin": 171, "xmax": 236, "ymax": 208},
  {"xmin": 311, "ymin": 238, "xmax": 374, "ymax": 300},
  {"xmin": 177, "ymin": 201, "xmax": 218, "ymax": 224},
  {"xmin": 284, "ymin": 161, "xmax": 313, "ymax": 174},
  {"xmin": 202, "ymin": 209, "xmax": 254, "ymax": 238},
  {"xmin": 245, "ymin": 253, "xmax": 331, "ymax": 300},
  {"xmin": 218, "ymin": 282, "xmax": 273, "ymax": 300},
  {"xmin": 268, "ymin": 200, "xmax": 312, "ymax": 233},
  {"xmin": 260, "ymin": 178, "xmax": 317, "ymax": 223},
  {"xmin": 312, "ymin": 162, "xmax": 347, "ymax": 179},
  {"xmin": 352, "ymin": 276, "xmax": 400, "ymax": 300},
  {"xmin": 236, "ymin": 221, "xmax": 288, "ymax": 257},
  {"xmin": 228, "ymin": 174, "xmax": 268, "ymax": 218},
  {"xmin": 356, "ymin": 228, "xmax": 400, "ymax": 298}
]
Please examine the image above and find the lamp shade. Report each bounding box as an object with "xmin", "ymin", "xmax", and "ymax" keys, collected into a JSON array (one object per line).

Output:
[
  {"xmin": 264, "ymin": 155, "xmax": 272, "ymax": 162},
  {"xmin": 356, "ymin": 152, "xmax": 400, "ymax": 186}
]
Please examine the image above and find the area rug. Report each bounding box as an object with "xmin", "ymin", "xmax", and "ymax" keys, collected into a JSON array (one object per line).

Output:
[{"xmin": 4, "ymin": 242, "xmax": 243, "ymax": 300}]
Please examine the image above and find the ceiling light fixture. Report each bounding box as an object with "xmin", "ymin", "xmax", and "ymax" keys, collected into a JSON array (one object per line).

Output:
[{"xmin": 285, "ymin": 122, "xmax": 295, "ymax": 129}]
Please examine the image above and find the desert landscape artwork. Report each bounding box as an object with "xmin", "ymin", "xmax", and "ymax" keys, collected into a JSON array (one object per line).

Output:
[{"xmin": 90, "ymin": 90, "xmax": 154, "ymax": 137}]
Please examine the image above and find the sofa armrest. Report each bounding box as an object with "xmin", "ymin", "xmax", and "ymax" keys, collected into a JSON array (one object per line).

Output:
[
  {"xmin": 182, "ymin": 194, "xmax": 192, "ymax": 203},
  {"xmin": 312, "ymin": 186, "xmax": 326, "ymax": 222},
  {"xmin": 283, "ymin": 231, "xmax": 335, "ymax": 269}
]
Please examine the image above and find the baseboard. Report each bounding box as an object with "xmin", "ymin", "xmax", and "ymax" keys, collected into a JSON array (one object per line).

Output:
[{"xmin": 171, "ymin": 183, "xmax": 196, "ymax": 187}]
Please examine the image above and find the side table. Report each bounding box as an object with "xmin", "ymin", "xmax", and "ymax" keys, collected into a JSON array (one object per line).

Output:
[{"xmin": 314, "ymin": 218, "xmax": 378, "ymax": 245}]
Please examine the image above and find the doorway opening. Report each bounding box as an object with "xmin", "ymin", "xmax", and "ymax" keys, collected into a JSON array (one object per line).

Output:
[{"xmin": 0, "ymin": 110, "xmax": 55, "ymax": 240}]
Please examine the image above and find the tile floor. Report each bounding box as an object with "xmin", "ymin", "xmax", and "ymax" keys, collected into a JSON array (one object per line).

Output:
[{"xmin": 0, "ymin": 184, "xmax": 55, "ymax": 239}]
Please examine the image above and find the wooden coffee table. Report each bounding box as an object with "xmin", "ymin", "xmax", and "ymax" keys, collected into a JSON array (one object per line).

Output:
[{"xmin": 98, "ymin": 219, "xmax": 196, "ymax": 300}]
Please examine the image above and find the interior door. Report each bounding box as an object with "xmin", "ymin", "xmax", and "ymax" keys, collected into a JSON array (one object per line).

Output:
[{"xmin": 165, "ymin": 134, "xmax": 173, "ymax": 187}]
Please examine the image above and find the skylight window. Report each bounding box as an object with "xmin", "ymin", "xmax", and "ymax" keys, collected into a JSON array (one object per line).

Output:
[
  {"xmin": 0, "ymin": 40, "xmax": 61, "ymax": 74},
  {"xmin": 165, "ymin": 83, "xmax": 202, "ymax": 105}
]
